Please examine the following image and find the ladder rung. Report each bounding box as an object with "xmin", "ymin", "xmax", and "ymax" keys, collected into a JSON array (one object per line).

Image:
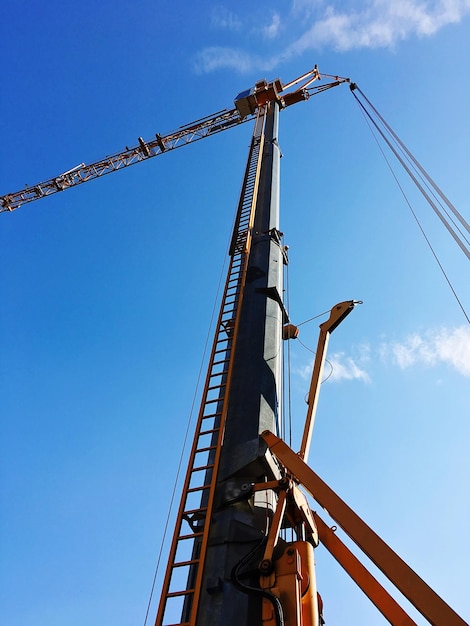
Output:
[
  {"xmin": 195, "ymin": 445, "xmax": 217, "ymax": 454},
  {"xmin": 192, "ymin": 463, "xmax": 214, "ymax": 472},
  {"xmin": 223, "ymin": 298, "xmax": 238, "ymax": 306},
  {"xmin": 201, "ymin": 410, "xmax": 221, "ymax": 418},
  {"xmin": 220, "ymin": 313, "xmax": 236, "ymax": 322},
  {"xmin": 214, "ymin": 345, "xmax": 229, "ymax": 352},
  {"xmin": 201, "ymin": 411, "xmax": 221, "ymax": 419},
  {"xmin": 187, "ymin": 485, "xmax": 210, "ymax": 493},
  {"xmin": 205, "ymin": 394, "xmax": 224, "ymax": 402},
  {"xmin": 167, "ymin": 588, "xmax": 195, "ymax": 598},
  {"xmin": 222, "ymin": 301, "xmax": 238, "ymax": 309},
  {"xmin": 211, "ymin": 358, "xmax": 229, "ymax": 366},
  {"xmin": 208, "ymin": 373, "xmax": 226, "ymax": 382},
  {"xmin": 178, "ymin": 531, "xmax": 203, "ymax": 540},
  {"xmin": 183, "ymin": 506, "xmax": 208, "ymax": 516},
  {"xmin": 207, "ymin": 383, "xmax": 226, "ymax": 392},
  {"xmin": 173, "ymin": 558, "xmax": 200, "ymax": 568},
  {"xmin": 199, "ymin": 427, "xmax": 219, "ymax": 436}
]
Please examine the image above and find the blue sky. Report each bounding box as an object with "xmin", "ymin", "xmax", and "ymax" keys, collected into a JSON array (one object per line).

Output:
[{"xmin": 1, "ymin": 1, "xmax": 469, "ymax": 625}]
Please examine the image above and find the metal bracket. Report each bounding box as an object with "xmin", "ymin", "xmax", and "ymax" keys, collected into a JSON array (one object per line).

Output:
[{"xmin": 255, "ymin": 286, "xmax": 289, "ymax": 324}]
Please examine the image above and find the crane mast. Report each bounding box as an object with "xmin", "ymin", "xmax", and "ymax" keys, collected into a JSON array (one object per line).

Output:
[
  {"xmin": 155, "ymin": 77, "xmax": 317, "ymax": 626},
  {"xmin": 196, "ymin": 100, "xmax": 284, "ymax": 626}
]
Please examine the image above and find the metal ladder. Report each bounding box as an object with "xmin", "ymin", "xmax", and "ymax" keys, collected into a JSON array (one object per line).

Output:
[{"xmin": 155, "ymin": 108, "xmax": 267, "ymax": 626}]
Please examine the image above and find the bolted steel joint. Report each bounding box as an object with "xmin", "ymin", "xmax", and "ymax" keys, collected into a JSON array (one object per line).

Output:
[{"xmin": 259, "ymin": 559, "xmax": 274, "ymax": 575}]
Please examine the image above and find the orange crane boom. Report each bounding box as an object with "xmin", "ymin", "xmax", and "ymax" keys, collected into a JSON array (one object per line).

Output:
[
  {"xmin": 0, "ymin": 108, "xmax": 251, "ymax": 213},
  {"xmin": 0, "ymin": 68, "xmax": 347, "ymax": 214}
]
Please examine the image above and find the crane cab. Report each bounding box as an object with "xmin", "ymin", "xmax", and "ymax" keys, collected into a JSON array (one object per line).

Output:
[{"xmin": 234, "ymin": 78, "xmax": 283, "ymax": 118}]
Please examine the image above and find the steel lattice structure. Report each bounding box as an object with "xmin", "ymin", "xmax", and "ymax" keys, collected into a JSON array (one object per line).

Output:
[
  {"xmin": 0, "ymin": 108, "xmax": 253, "ymax": 213},
  {"xmin": 0, "ymin": 73, "xmax": 348, "ymax": 213}
]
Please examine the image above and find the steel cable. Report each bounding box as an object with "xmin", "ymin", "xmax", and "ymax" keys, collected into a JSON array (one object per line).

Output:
[
  {"xmin": 352, "ymin": 88, "xmax": 470, "ymax": 261},
  {"xmin": 143, "ymin": 244, "xmax": 231, "ymax": 625},
  {"xmin": 351, "ymin": 88, "xmax": 469, "ymax": 324}
]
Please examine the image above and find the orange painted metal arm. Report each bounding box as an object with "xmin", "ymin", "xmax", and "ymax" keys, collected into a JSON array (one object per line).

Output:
[
  {"xmin": 261, "ymin": 488, "xmax": 288, "ymax": 569},
  {"xmin": 313, "ymin": 511, "xmax": 417, "ymax": 625},
  {"xmin": 261, "ymin": 431, "xmax": 468, "ymax": 626},
  {"xmin": 299, "ymin": 300, "xmax": 358, "ymax": 462}
]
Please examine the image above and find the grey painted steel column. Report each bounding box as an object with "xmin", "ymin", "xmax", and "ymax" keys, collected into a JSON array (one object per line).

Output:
[{"xmin": 196, "ymin": 101, "xmax": 284, "ymax": 626}]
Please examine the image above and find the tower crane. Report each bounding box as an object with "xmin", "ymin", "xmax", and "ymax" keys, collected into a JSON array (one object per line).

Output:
[{"xmin": 2, "ymin": 66, "xmax": 468, "ymax": 626}]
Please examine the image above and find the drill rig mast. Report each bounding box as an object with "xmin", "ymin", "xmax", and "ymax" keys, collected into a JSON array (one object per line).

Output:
[{"xmin": 155, "ymin": 71, "xmax": 324, "ymax": 626}]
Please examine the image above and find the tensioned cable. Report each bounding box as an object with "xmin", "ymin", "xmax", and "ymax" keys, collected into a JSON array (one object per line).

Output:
[
  {"xmin": 356, "ymin": 86, "xmax": 470, "ymax": 238},
  {"xmin": 296, "ymin": 335, "xmax": 334, "ymax": 383},
  {"xmin": 352, "ymin": 90, "xmax": 470, "ymax": 325},
  {"xmin": 351, "ymin": 87, "xmax": 470, "ymax": 261},
  {"xmin": 391, "ymin": 140, "xmax": 470, "ymax": 250},
  {"xmin": 297, "ymin": 308, "xmax": 331, "ymax": 327},
  {"xmin": 143, "ymin": 250, "xmax": 230, "ymax": 626},
  {"xmin": 354, "ymin": 86, "xmax": 470, "ymax": 245}
]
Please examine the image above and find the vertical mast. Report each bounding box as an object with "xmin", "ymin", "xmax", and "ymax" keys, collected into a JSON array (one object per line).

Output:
[
  {"xmin": 197, "ymin": 99, "xmax": 283, "ymax": 626},
  {"xmin": 155, "ymin": 98, "xmax": 285, "ymax": 626},
  {"xmin": 157, "ymin": 70, "xmax": 333, "ymax": 626},
  {"xmin": 221, "ymin": 98, "xmax": 283, "ymax": 475}
]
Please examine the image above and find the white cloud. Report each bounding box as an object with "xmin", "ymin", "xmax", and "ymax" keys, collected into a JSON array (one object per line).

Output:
[
  {"xmin": 286, "ymin": 0, "xmax": 470, "ymax": 55},
  {"xmin": 293, "ymin": 349, "xmax": 371, "ymax": 384},
  {"xmin": 292, "ymin": 0, "xmax": 325, "ymax": 18},
  {"xmin": 381, "ymin": 326, "xmax": 470, "ymax": 377},
  {"xmin": 328, "ymin": 351, "xmax": 371, "ymax": 383},
  {"xmin": 210, "ymin": 6, "xmax": 242, "ymax": 31},
  {"xmin": 194, "ymin": 1, "xmax": 470, "ymax": 73},
  {"xmin": 192, "ymin": 47, "xmax": 259, "ymax": 75},
  {"xmin": 291, "ymin": 325, "xmax": 470, "ymax": 389},
  {"xmin": 294, "ymin": 363, "xmax": 314, "ymax": 381},
  {"xmin": 262, "ymin": 12, "xmax": 282, "ymax": 39}
]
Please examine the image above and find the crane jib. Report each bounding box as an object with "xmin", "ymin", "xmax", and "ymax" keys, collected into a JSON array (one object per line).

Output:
[
  {"xmin": 0, "ymin": 108, "xmax": 252, "ymax": 213},
  {"xmin": 0, "ymin": 70, "xmax": 349, "ymax": 213}
]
